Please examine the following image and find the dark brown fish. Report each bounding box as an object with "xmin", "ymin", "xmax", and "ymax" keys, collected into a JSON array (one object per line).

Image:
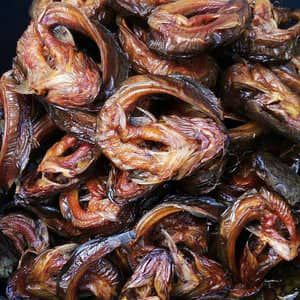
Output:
[
  {"xmin": 0, "ymin": 72, "xmax": 32, "ymax": 188},
  {"xmin": 147, "ymin": 0, "xmax": 251, "ymax": 56},
  {"xmin": 223, "ymin": 61, "xmax": 300, "ymax": 142},
  {"xmin": 118, "ymin": 16, "xmax": 219, "ymax": 89},
  {"xmin": 17, "ymin": 135, "xmax": 99, "ymax": 199},
  {"xmin": 97, "ymin": 75, "xmax": 227, "ymax": 185},
  {"xmin": 234, "ymin": 0, "xmax": 300, "ymax": 62}
]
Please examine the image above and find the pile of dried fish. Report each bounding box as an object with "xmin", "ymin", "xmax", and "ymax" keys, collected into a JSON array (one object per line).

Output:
[{"xmin": 0, "ymin": 0, "xmax": 300, "ymax": 299}]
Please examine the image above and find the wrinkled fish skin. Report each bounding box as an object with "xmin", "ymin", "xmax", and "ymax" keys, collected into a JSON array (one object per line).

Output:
[
  {"xmin": 147, "ymin": 0, "xmax": 251, "ymax": 56},
  {"xmin": 118, "ymin": 16, "xmax": 219, "ymax": 89},
  {"xmin": 230, "ymin": 236, "xmax": 282, "ymax": 298},
  {"xmin": 272, "ymin": 54, "xmax": 300, "ymax": 96},
  {"xmin": 2, "ymin": 0, "xmax": 300, "ymax": 298},
  {"xmin": 16, "ymin": 135, "xmax": 99, "ymax": 199},
  {"xmin": 254, "ymin": 152, "xmax": 300, "ymax": 207},
  {"xmin": 163, "ymin": 229, "xmax": 230, "ymax": 299},
  {"xmin": 120, "ymin": 248, "xmax": 173, "ymax": 300},
  {"xmin": 58, "ymin": 231, "xmax": 135, "ymax": 299},
  {"xmin": 0, "ymin": 214, "xmax": 49, "ymax": 256},
  {"xmin": 134, "ymin": 198, "xmax": 220, "ymax": 241},
  {"xmin": 223, "ymin": 61, "xmax": 300, "ymax": 143},
  {"xmin": 80, "ymin": 258, "xmax": 122, "ymax": 300},
  {"xmin": 47, "ymin": 106, "xmax": 97, "ymax": 144},
  {"xmin": 234, "ymin": 0, "xmax": 300, "ymax": 62},
  {"xmin": 32, "ymin": 115, "xmax": 57, "ymax": 148},
  {"xmin": 97, "ymin": 74, "xmax": 227, "ymax": 185},
  {"xmin": 30, "ymin": 0, "xmax": 106, "ymax": 19},
  {"xmin": 59, "ymin": 176, "xmax": 136, "ymax": 234},
  {"xmin": 0, "ymin": 71, "xmax": 32, "ymax": 188},
  {"xmin": 25, "ymin": 244, "xmax": 77, "ymax": 299},
  {"xmin": 16, "ymin": 3, "xmax": 129, "ymax": 109},
  {"xmin": 16, "ymin": 19, "xmax": 101, "ymax": 109},
  {"xmin": 219, "ymin": 188, "xmax": 299, "ymax": 295},
  {"xmin": 6, "ymin": 252, "xmax": 37, "ymax": 300},
  {"xmin": 111, "ymin": 0, "xmax": 174, "ymax": 17}
]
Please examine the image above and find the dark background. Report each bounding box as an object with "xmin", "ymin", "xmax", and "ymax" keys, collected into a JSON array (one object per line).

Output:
[{"xmin": 0, "ymin": 0, "xmax": 299, "ymax": 73}]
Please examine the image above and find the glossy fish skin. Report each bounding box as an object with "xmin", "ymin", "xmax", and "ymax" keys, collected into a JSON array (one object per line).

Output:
[
  {"xmin": 124, "ymin": 196, "xmax": 230, "ymax": 298},
  {"xmin": 58, "ymin": 231, "xmax": 135, "ymax": 300},
  {"xmin": 223, "ymin": 61, "xmax": 300, "ymax": 143},
  {"xmin": 272, "ymin": 54, "xmax": 300, "ymax": 96},
  {"xmin": 120, "ymin": 248, "xmax": 173, "ymax": 300},
  {"xmin": 0, "ymin": 214, "xmax": 49, "ymax": 256},
  {"xmin": 59, "ymin": 176, "xmax": 136, "ymax": 234},
  {"xmin": 16, "ymin": 3, "xmax": 129, "ymax": 109},
  {"xmin": 0, "ymin": 72, "xmax": 32, "ymax": 188},
  {"xmin": 2, "ymin": 0, "xmax": 300, "ymax": 298},
  {"xmin": 48, "ymin": 106, "xmax": 97, "ymax": 144},
  {"xmin": 97, "ymin": 74, "xmax": 227, "ymax": 185},
  {"xmin": 219, "ymin": 188, "xmax": 299, "ymax": 295},
  {"xmin": 118, "ymin": 16, "xmax": 219, "ymax": 89},
  {"xmin": 163, "ymin": 229, "xmax": 230, "ymax": 299},
  {"xmin": 36, "ymin": 3, "xmax": 129, "ymax": 100},
  {"xmin": 134, "ymin": 198, "xmax": 220, "ymax": 241},
  {"xmin": 30, "ymin": 0, "xmax": 106, "ymax": 19},
  {"xmin": 228, "ymin": 121, "xmax": 265, "ymax": 145},
  {"xmin": 179, "ymin": 154, "xmax": 226, "ymax": 194},
  {"xmin": 16, "ymin": 135, "xmax": 99, "ymax": 199},
  {"xmin": 254, "ymin": 152, "xmax": 300, "ymax": 207},
  {"xmin": 111, "ymin": 0, "xmax": 173, "ymax": 17},
  {"xmin": 27, "ymin": 205, "xmax": 83, "ymax": 238},
  {"xmin": 6, "ymin": 243, "xmax": 121, "ymax": 300},
  {"xmin": 147, "ymin": 0, "xmax": 251, "ymax": 56},
  {"xmin": 280, "ymin": 144, "xmax": 300, "ymax": 175},
  {"xmin": 29, "ymin": 244, "xmax": 121, "ymax": 300},
  {"xmin": 80, "ymin": 258, "xmax": 122, "ymax": 300},
  {"xmin": 107, "ymin": 167, "xmax": 157, "ymax": 204},
  {"xmin": 234, "ymin": 0, "xmax": 300, "ymax": 63},
  {"xmin": 230, "ymin": 236, "xmax": 282, "ymax": 298},
  {"xmin": 25, "ymin": 244, "xmax": 77, "ymax": 299},
  {"xmin": 32, "ymin": 115, "xmax": 57, "ymax": 148},
  {"xmin": 121, "ymin": 196, "xmax": 221, "ymax": 270},
  {"xmin": 16, "ymin": 20, "xmax": 101, "ymax": 109},
  {"xmin": 6, "ymin": 252, "xmax": 37, "ymax": 300},
  {"xmin": 213, "ymin": 158, "xmax": 261, "ymax": 205}
]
